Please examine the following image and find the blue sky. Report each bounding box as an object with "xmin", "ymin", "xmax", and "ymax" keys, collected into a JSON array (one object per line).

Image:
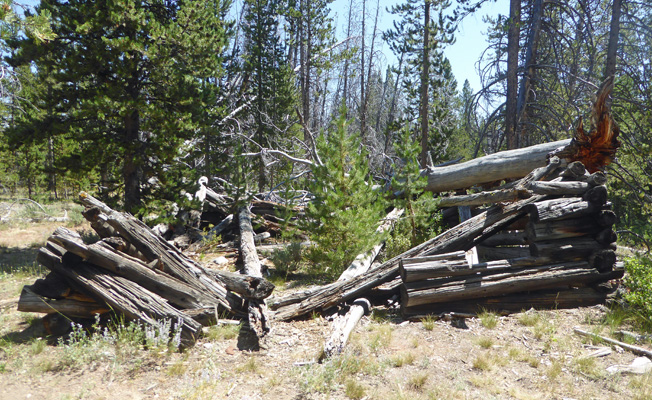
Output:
[{"xmin": 330, "ymin": 0, "xmax": 509, "ymax": 92}]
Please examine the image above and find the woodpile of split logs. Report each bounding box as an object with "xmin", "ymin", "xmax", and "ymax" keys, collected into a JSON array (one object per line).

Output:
[{"xmin": 17, "ymin": 193, "xmax": 276, "ymax": 347}]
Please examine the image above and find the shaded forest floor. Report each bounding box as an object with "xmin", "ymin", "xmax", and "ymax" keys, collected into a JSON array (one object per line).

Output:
[{"xmin": 1, "ymin": 213, "xmax": 652, "ymax": 400}]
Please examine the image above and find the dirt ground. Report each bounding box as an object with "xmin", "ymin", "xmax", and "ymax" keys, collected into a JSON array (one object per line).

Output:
[{"xmin": 1, "ymin": 215, "xmax": 652, "ymax": 400}]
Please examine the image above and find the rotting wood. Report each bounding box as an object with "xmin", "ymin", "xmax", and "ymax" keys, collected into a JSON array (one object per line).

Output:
[
  {"xmin": 526, "ymin": 217, "xmax": 601, "ymax": 242},
  {"xmin": 477, "ymin": 246, "xmax": 531, "ymax": 261},
  {"xmin": 529, "ymin": 237, "xmax": 606, "ymax": 258},
  {"xmin": 424, "ymin": 140, "xmax": 570, "ymax": 193},
  {"xmin": 583, "ymin": 185, "xmax": 608, "ymax": 205},
  {"xmin": 322, "ymin": 298, "xmax": 370, "ymax": 360},
  {"xmin": 79, "ymin": 193, "xmax": 246, "ymax": 317},
  {"xmin": 480, "ymin": 231, "xmax": 527, "ymax": 247},
  {"xmin": 402, "ymin": 286, "xmax": 615, "ymax": 318},
  {"xmin": 401, "ymin": 262, "xmax": 620, "ymax": 308},
  {"xmin": 527, "ymin": 197, "xmax": 598, "ymax": 223},
  {"xmin": 238, "ymin": 203, "xmax": 270, "ymax": 338},
  {"xmin": 527, "ymin": 181, "xmax": 591, "ymax": 196}
]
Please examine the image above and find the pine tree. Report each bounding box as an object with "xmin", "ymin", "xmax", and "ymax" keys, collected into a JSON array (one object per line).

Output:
[
  {"xmin": 8, "ymin": 0, "xmax": 231, "ymax": 214},
  {"xmin": 304, "ymin": 107, "xmax": 385, "ymax": 278}
]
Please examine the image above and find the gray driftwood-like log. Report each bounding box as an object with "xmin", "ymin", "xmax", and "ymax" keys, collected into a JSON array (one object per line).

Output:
[
  {"xmin": 399, "ymin": 251, "xmax": 467, "ymax": 282},
  {"xmin": 586, "ymin": 171, "xmax": 608, "ymax": 186},
  {"xmin": 528, "ymin": 181, "xmax": 591, "ymax": 196},
  {"xmin": 238, "ymin": 204, "xmax": 270, "ymax": 337},
  {"xmin": 239, "ymin": 206, "xmax": 263, "ymax": 277},
  {"xmin": 573, "ymin": 328, "xmax": 652, "ymax": 358},
  {"xmin": 424, "ymin": 139, "xmax": 570, "ymax": 193},
  {"xmin": 402, "ymin": 286, "xmax": 614, "ymax": 318},
  {"xmin": 18, "ymin": 286, "xmax": 109, "ymax": 318},
  {"xmin": 37, "ymin": 246, "xmax": 203, "ymax": 346},
  {"xmin": 271, "ymin": 195, "xmax": 541, "ymax": 320},
  {"xmin": 206, "ymin": 269, "xmax": 274, "ymax": 300},
  {"xmin": 322, "ymin": 298, "xmax": 371, "ymax": 359},
  {"xmin": 560, "ymin": 161, "xmax": 587, "ymax": 180},
  {"xmin": 526, "ymin": 217, "xmax": 601, "ymax": 242},
  {"xmin": 527, "ymin": 197, "xmax": 597, "ymax": 223},
  {"xmin": 529, "ymin": 237, "xmax": 605, "ymax": 258},
  {"xmin": 338, "ymin": 208, "xmax": 404, "ymax": 281},
  {"xmin": 401, "ymin": 262, "xmax": 618, "ymax": 308}
]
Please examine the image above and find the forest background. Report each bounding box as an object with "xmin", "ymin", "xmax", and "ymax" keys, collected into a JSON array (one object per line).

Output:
[{"xmin": 0, "ymin": 0, "xmax": 650, "ymax": 255}]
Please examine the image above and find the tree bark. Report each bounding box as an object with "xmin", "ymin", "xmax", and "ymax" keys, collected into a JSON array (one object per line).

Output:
[
  {"xmin": 419, "ymin": 0, "xmax": 432, "ymax": 168},
  {"xmin": 505, "ymin": 0, "xmax": 521, "ymax": 149}
]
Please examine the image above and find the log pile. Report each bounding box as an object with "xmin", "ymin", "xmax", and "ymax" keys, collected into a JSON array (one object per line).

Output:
[
  {"xmin": 400, "ymin": 162, "xmax": 622, "ymax": 319},
  {"xmin": 17, "ymin": 193, "xmax": 276, "ymax": 347}
]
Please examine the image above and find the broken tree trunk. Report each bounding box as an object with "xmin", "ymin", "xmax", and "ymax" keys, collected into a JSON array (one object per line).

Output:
[
  {"xmin": 238, "ymin": 204, "xmax": 270, "ymax": 337},
  {"xmin": 338, "ymin": 208, "xmax": 404, "ymax": 281},
  {"xmin": 322, "ymin": 298, "xmax": 371, "ymax": 359},
  {"xmin": 424, "ymin": 140, "xmax": 570, "ymax": 193},
  {"xmin": 426, "ymin": 79, "xmax": 619, "ymax": 193}
]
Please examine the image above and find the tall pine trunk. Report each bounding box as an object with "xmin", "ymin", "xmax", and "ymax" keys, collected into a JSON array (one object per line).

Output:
[
  {"xmin": 505, "ymin": 0, "xmax": 521, "ymax": 150},
  {"xmin": 419, "ymin": 0, "xmax": 431, "ymax": 168}
]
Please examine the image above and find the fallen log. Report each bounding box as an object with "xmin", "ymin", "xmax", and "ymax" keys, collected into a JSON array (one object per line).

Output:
[
  {"xmin": 321, "ymin": 298, "xmax": 370, "ymax": 360},
  {"xmin": 424, "ymin": 140, "xmax": 570, "ymax": 193},
  {"xmin": 401, "ymin": 262, "xmax": 620, "ymax": 308},
  {"xmin": 480, "ymin": 231, "xmax": 527, "ymax": 247},
  {"xmin": 573, "ymin": 328, "xmax": 652, "ymax": 358},
  {"xmin": 239, "ymin": 204, "xmax": 270, "ymax": 338},
  {"xmin": 17, "ymin": 286, "xmax": 109, "ymax": 318},
  {"xmin": 528, "ymin": 181, "xmax": 591, "ymax": 196},
  {"xmin": 527, "ymin": 197, "xmax": 598, "ymax": 223},
  {"xmin": 526, "ymin": 217, "xmax": 601, "ymax": 242},
  {"xmin": 477, "ymin": 246, "xmax": 531, "ymax": 261},
  {"xmin": 529, "ymin": 237, "xmax": 606, "ymax": 258},
  {"xmin": 402, "ymin": 286, "xmax": 613, "ymax": 318}
]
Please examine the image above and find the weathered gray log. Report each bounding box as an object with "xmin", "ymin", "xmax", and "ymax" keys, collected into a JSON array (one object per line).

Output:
[
  {"xmin": 338, "ymin": 208, "xmax": 404, "ymax": 281},
  {"xmin": 528, "ymin": 181, "xmax": 591, "ymax": 196},
  {"xmin": 529, "ymin": 237, "xmax": 605, "ymax": 258},
  {"xmin": 271, "ymin": 195, "xmax": 541, "ymax": 320},
  {"xmin": 526, "ymin": 217, "xmax": 601, "ymax": 242},
  {"xmin": 438, "ymin": 189, "xmax": 530, "ymax": 208},
  {"xmin": 213, "ymin": 232, "xmax": 271, "ymax": 250},
  {"xmin": 560, "ymin": 161, "xmax": 587, "ymax": 180},
  {"xmin": 206, "ymin": 269, "xmax": 274, "ymax": 300},
  {"xmin": 527, "ymin": 197, "xmax": 597, "ymax": 223},
  {"xmin": 37, "ymin": 246, "xmax": 203, "ymax": 346},
  {"xmin": 401, "ymin": 262, "xmax": 616, "ymax": 307},
  {"xmin": 79, "ymin": 193, "xmax": 245, "ymax": 317},
  {"xmin": 424, "ymin": 140, "xmax": 570, "ymax": 193},
  {"xmin": 586, "ymin": 171, "xmax": 608, "ymax": 186},
  {"xmin": 322, "ymin": 298, "xmax": 370, "ymax": 359},
  {"xmin": 438, "ymin": 156, "xmax": 562, "ymax": 208},
  {"xmin": 477, "ymin": 245, "xmax": 531, "ymax": 261},
  {"xmin": 238, "ymin": 204, "xmax": 270, "ymax": 337},
  {"xmin": 479, "ymin": 231, "xmax": 527, "ymax": 247},
  {"xmin": 399, "ymin": 251, "xmax": 467, "ymax": 282},
  {"xmin": 18, "ymin": 286, "xmax": 109, "ymax": 318},
  {"xmin": 402, "ymin": 286, "xmax": 614, "ymax": 318},
  {"xmin": 204, "ymin": 214, "xmax": 233, "ymax": 241},
  {"xmin": 239, "ymin": 205, "xmax": 263, "ymax": 277}
]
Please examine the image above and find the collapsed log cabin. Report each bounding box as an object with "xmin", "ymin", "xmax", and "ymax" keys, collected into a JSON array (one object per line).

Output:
[{"xmin": 15, "ymin": 78, "xmax": 622, "ymax": 348}]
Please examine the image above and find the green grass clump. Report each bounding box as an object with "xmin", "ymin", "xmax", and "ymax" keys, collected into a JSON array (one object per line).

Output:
[
  {"xmin": 421, "ymin": 315, "xmax": 436, "ymax": 331},
  {"xmin": 478, "ymin": 310, "xmax": 499, "ymax": 329},
  {"xmin": 204, "ymin": 323, "xmax": 241, "ymax": 341}
]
